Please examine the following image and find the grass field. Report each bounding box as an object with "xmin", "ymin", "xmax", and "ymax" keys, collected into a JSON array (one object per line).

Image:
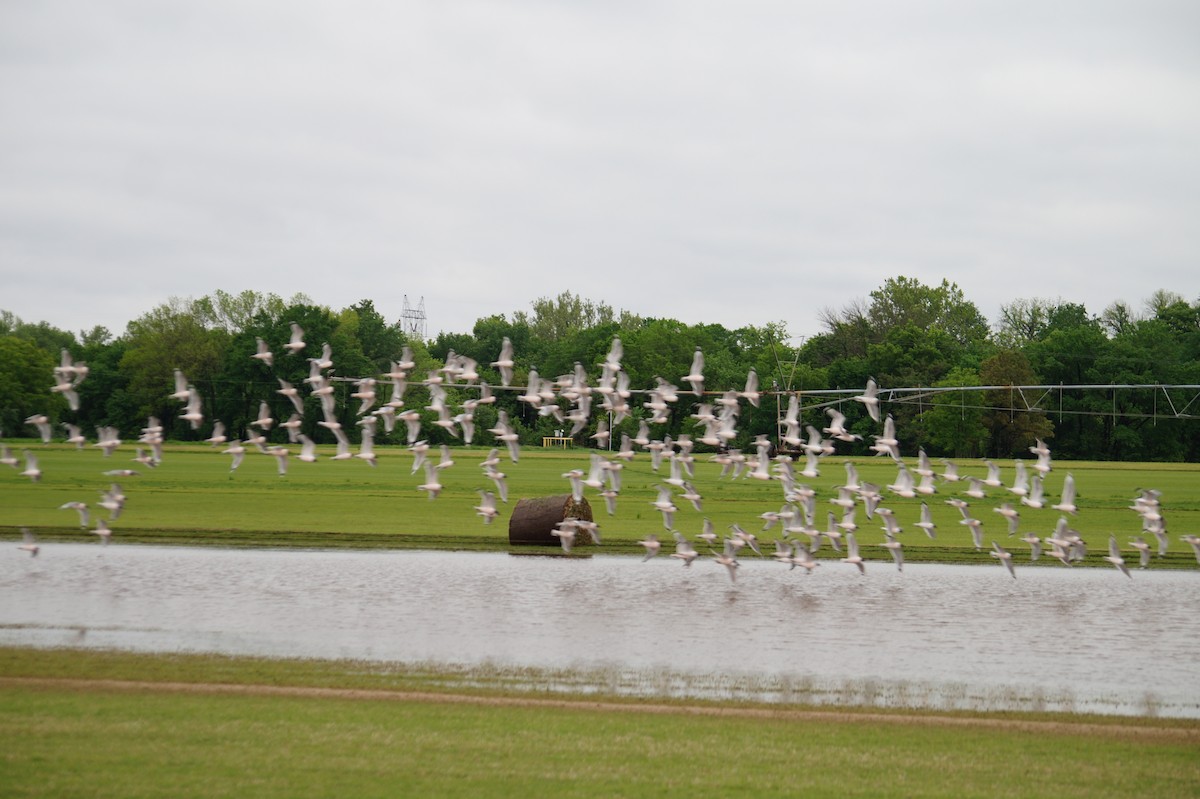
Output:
[
  {"xmin": 2, "ymin": 648, "xmax": 1198, "ymax": 799},
  {"xmin": 1, "ymin": 438, "xmax": 1198, "ymax": 567},
  {"xmin": 3, "ymin": 444, "xmax": 1199, "ymax": 796}
]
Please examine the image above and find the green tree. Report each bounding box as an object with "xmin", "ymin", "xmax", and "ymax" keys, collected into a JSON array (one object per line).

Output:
[
  {"xmin": 921, "ymin": 367, "xmax": 987, "ymax": 458},
  {"xmin": 979, "ymin": 350, "xmax": 1053, "ymax": 457},
  {"xmin": 0, "ymin": 336, "xmax": 57, "ymax": 435}
]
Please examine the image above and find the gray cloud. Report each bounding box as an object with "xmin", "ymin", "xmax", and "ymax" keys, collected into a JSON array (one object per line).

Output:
[{"xmin": 2, "ymin": 1, "xmax": 1197, "ymax": 341}]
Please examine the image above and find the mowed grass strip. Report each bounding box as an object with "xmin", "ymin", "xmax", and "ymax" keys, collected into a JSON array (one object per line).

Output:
[
  {"xmin": 2, "ymin": 683, "xmax": 1197, "ymax": 798},
  {"xmin": 1, "ymin": 440, "xmax": 1199, "ymax": 566}
]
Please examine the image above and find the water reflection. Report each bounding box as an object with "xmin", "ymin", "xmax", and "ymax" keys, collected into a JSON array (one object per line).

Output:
[{"xmin": 2, "ymin": 544, "xmax": 1197, "ymax": 717}]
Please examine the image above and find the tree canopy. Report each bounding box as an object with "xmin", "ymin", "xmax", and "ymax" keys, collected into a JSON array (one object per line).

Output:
[{"xmin": 3, "ymin": 280, "xmax": 1199, "ymax": 461}]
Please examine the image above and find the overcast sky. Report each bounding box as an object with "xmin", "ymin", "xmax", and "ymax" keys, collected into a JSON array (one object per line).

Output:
[{"xmin": 2, "ymin": 1, "xmax": 1197, "ymax": 343}]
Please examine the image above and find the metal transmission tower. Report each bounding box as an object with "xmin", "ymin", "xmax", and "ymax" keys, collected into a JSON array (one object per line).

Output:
[{"xmin": 400, "ymin": 295, "xmax": 427, "ymax": 341}]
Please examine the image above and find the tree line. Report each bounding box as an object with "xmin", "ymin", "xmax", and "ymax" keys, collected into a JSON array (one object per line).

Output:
[{"xmin": 2, "ymin": 280, "xmax": 1198, "ymax": 462}]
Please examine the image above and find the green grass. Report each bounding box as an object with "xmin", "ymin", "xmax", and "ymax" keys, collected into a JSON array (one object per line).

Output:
[
  {"xmin": 2, "ymin": 439, "xmax": 1199, "ymax": 567},
  {"xmin": 2, "ymin": 648, "xmax": 1197, "ymax": 798}
]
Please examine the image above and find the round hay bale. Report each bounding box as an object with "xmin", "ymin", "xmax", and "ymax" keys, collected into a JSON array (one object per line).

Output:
[{"xmin": 508, "ymin": 494, "xmax": 595, "ymax": 547}]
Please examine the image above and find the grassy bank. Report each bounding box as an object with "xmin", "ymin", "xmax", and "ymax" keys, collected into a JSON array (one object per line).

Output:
[
  {"xmin": 2, "ymin": 648, "xmax": 1197, "ymax": 798},
  {"xmin": 2, "ymin": 441, "xmax": 1199, "ymax": 566}
]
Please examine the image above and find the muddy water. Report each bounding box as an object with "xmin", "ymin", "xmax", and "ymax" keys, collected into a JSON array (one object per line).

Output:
[{"xmin": 2, "ymin": 545, "xmax": 1197, "ymax": 716}]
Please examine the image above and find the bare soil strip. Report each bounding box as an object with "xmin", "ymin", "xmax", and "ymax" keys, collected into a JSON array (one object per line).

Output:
[{"xmin": 4, "ymin": 676, "xmax": 1197, "ymax": 741}]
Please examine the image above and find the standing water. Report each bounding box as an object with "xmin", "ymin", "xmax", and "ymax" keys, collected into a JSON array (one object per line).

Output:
[{"xmin": 2, "ymin": 545, "xmax": 1197, "ymax": 717}]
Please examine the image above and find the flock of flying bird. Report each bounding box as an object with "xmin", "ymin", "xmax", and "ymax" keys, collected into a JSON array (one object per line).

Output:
[{"xmin": 5, "ymin": 328, "xmax": 1200, "ymax": 580}]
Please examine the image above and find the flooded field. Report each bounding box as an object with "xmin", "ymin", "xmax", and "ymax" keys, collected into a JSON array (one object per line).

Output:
[{"xmin": 3, "ymin": 545, "xmax": 1197, "ymax": 716}]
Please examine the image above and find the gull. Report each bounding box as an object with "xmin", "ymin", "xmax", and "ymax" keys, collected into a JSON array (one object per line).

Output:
[
  {"xmin": 1019, "ymin": 532, "xmax": 1043, "ymax": 561},
  {"xmin": 516, "ymin": 369, "xmax": 542, "ymax": 408},
  {"xmin": 915, "ymin": 502, "xmax": 937, "ymax": 539},
  {"xmin": 409, "ymin": 440, "xmax": 430, "ymax": 472},
  {"xmin": 355, "ymin": 431, "xmax": 378, "ymax": 467},
  {"xmin": 887, "ymin": 465, "xmax": 916, "ymax": 499},
  {"xmin": 1008, "ymin": 460, "xmax": 1029, "ymax": 497},
  {"xmin": 697, "ymin": 518, "xmax": 719, "ymax": 547},
  {"xmin": 598, "ymin": 487, "xmax": 619, "ymax": 515},
  {"xmin": 730, "ymin": 524, "xmax": 762, "ymax": 556},
  {"xmin": 830, "ymin": 486, "xmax": 858, "ymax": 511},
  {"xmin": 772, "ymin": 538, "xmax": 794, "ymax": 565},
  {"xmin": 0, "ymin": 443, "xmax": 18, "ymax": 468},
  {"xmin": 637, "ymin": 533, "xmax": 661, "ymax": 561},
  {"xmin": 940, "ymin": 459, "xmax": 961, "ymax": 482},
  {"xmin": 551, "ymin": 519, "xmax": 578, "ymax": 553},
  {"xmin": 252, "ymin": 337, "xmax": 273, "ymax": 367},
  {"xmin": 94, "ymin": 425, "xmax": 122, "ymax": 457},
  {"xmin": 170, "ymin": 369, "xmax": 192, "ymax": 402},
  {"xmin": 352, "ymin": 378, "xmax": 377, "ymax": 415},
  {"xmin": 824, "ymin": 407, "xmax": 861, "ymax": 443},
  {"xmin": 651, "ymin": 486, "xmax": 677, "ymax": 529},
  {"xmin": 280, "ymin": 413, "xmax": 303, "ymax": 443},
  {"xmin": 133, "ymin": 448, "xmax": 158, "ymax": 469},
  {"xmin": 589, "ymin": 419, "xmax": 609, "ymax": 448},
  {"xmin": 251, "ymin": 401, "xmax": 275, "ymax": 430},
  {"xmin": 877, "ymin": 508, "xmax": 902, "ymax": 537},
  {"xmin": 803, "ymin": 426, "xmax": 835, "ymax": 457},
  {"xmin": 562, "ymin": 468, "xmax": 585, "ymax": 502},
  {"xmin": 268, "ymin": 446, "xmax": 289, "ymax": 476},
  {"xmin": 960, "ymin": 516, "xmax": 985, "ymax": 550},
  {"xmin": 982, "ymin": 460, "xmax": 1003, "ymax": 488},
  {"xmin": 683, "ymin": 348, "xmax": 704, "ymax": 396},
  {"xmin": 330, "ymin": 428, "xmax": 353, "ymax": 460},
  {"xmin": 601, "ymin": 337, "xmax": 623, "ymax": 371},
  {"xmin": 60, "ymin": 501, "xmax": 90, "ymax": 528},
  {"xmin": 841, "ymin": 532, "xmax": 866, "ymax": 575},
  {"xmin": 1104, "ymin": 536, "xmax": 1132, "ymax": 578},
  {"xmin": 679, "ymin": 482, "xmax": 703, "ymax": 512},
  {"xmin": 277, "ymin": 379, "xmax": 305, "ymax": 415},
  {"xmin": 712, "ymin": 538, "xmax": 740, "ymax": 582},
  {"xmin": 964, "ymin": 476, "xmax": 987, "ymax": 500},
  {"xmin": 99, "ymin": 484, "xmax": 126, "ymax": 518},
  {"xmin": 18, "ymin": 528, "xmax": 39, "ymax": 557},
  {"xmin": 993, "ymin": 503, "xmax": 1021, "ymax": 536},
  {"xmin": 914, "ymin": 448, "xmax": 935, "ymax": 478},
  {"xmin": 1128, "ymin": 537, "xmax": 1152, "ymax": 569},
  {"xmin": 297, "ymin": 434, "xmax": 318, "ymax": 463},
  {"xmin": 1019, "ymin": 476, "xmax": 1046, "ymax": 509},
  {"xmin": 1181, "ymin": 535, "xmax": 1200, "ymax": 565},
  {"xmin": 853, "ymin": 378, "xmax": 881, "ymax": 423},
  {"xmin": 51, "ymin": 372, "xmax": 80, "ymax": 411},
  {"xmin": 485, "ymin": 467, "xmax": 509, "ymax": 503},
  {"xmin": 474, "ymin": 490, "xmax": 499, "ymax": 524},
  {"xmin": 669, "ymin": 532, "xmax": 700, "ymax": 567},
  {"xmin": 180, "ymin": 387, "xmax": 204, "ymax": 430},
  {"xmin": 870, "ymin": 415, "xmax": 900, "ymax": 461},
  {"xmin": 399, "ymin": 410, "xmax": 423, "ymax": 445},
  {"xmin": 416, "ymin": 461, "xmax": 443, "ymax": 500},
  {"xmin": 93, "ymin": 518, "xmax": 112, "ymax": 545},
  {"xmin": 790, "ymin": 541, "xmax": 820, "ymax": 573},
  {"xmin": 26, "ymin": 414, "xmax": 52, "ymax": 443},
  {"xmin": 739, "ymin": 369, "xmax": 760, "ymax": 407},
  {"xmin": 1051, "ymin": 473, "xmax": 1077, "ymax": 515},
  {"xmin": 881, "ymin": 532, "xmax": 904, "ymax": 571},
  {"xmin": 103, "ymin": 469, "xmax": 139, "ymax": 477},
  {"xmin": 223, "ymin": 442, "xmax": 246, "ymax": 472},
  {"xmin": 990, "ymin": 542, "xmax": 1016, "ymax": 578},
  {"xmin": 490, "ymin": 337, "xmax": 515, "ymax": 386},
  {"xmin": 284, "ymin": 322, "xmax": 306, "ymax": 355},
  {"xmin": 20, "ymin": 450, "xmax": 41, "ymax": 482},
  {"xmin": 310, "ymin": 342, "xmax": 334, "ymax": 371},
  {"xmin": 1030, "ymin": 438, "xmax": 1052, "ymax": 475}
]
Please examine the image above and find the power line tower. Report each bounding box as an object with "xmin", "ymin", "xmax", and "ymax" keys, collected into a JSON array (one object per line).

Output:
[{"xmin": 400, "ymin": 295, "xmax": 427, "ymax": 341}]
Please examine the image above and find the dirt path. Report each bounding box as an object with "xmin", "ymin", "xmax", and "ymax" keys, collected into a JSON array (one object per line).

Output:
[{"xmin": 4, "ymin": 676, "xmax": 1197, "ymax": 742}]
